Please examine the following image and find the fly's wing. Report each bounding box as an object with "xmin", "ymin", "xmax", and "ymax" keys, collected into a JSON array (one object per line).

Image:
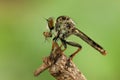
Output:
[{"xmin": 73, "ymin": 28, "xmax": 107, "ymax": 55}]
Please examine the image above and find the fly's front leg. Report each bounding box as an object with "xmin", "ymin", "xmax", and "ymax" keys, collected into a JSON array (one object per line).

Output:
[
  {"xmin": 53, "ymin": 31, "xmax": 60, "ymax": 42},
  {"xmin": 65, "ymin": 41, "xmax": 82, "ymax": 67},
  {"xmin": 60, "ymin": 39, "xmax": 67, "ymax": 52}
]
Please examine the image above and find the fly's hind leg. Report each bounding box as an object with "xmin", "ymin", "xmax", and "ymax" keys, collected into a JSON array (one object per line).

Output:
[
  {"xmin": 65, "ymin": 41, "xmax": 82, "ymax": 67},
  {"xmin": 60, "ymin": 39, "xmax": 82, "ymax": 67},
  {"xmin": 66, "ymin": 41, "xmax": 82, "ymax": 60}
]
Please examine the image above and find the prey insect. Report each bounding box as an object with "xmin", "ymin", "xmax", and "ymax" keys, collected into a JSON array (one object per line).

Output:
[
  {"xmin": 43, "ymin": 31, "xmax": 52, "ymax": 39},
  {"xmin": 44, "ymin": 16, "xmax": 107, "ymax": 62}
]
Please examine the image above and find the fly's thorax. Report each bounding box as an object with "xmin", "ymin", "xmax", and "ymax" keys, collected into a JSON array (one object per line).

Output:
[{"xmin": 54, "ymin": 16, "xmax": 76, "ymax": 39}]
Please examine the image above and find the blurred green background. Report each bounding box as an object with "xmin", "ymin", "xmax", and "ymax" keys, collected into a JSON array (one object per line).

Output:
[{"xmin": 0, "ymin": 0, "xmax": 120, "ymax": 80}]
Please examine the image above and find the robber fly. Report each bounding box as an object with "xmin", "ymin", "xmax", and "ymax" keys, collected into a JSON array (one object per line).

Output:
[{"xmin": 45, "ymin": 16, "xmax": 107, "ymax": 60}]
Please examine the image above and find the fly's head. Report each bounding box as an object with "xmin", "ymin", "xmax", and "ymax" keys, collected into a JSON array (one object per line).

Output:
[{"xmin": 46, "ymin": 17, "xmax": 54, "ymax": 31}]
